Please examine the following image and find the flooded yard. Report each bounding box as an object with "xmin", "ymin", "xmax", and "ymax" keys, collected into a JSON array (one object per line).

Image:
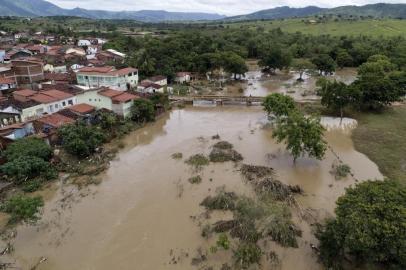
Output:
[
  {"xmin": 1, "ymin": 107, "xmax": 382, "ymax": 270},
  {"xmin": 222, "ymin": 61, "xmax": 357, "ymax": 101}
]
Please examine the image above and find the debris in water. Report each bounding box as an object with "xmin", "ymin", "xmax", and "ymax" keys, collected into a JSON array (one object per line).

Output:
[
  {"xmin": 188, "ymin": 175, "xmax": 202, "ymax": 184},
  {"xmin": 171, "ymin": 152, "xmax": 183, "ymax": 159}
]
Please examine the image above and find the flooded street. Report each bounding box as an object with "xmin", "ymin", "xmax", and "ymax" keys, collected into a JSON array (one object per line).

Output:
[{"xmin": 3, "ymin": 107, "xmax": 382, "ymax": 270}]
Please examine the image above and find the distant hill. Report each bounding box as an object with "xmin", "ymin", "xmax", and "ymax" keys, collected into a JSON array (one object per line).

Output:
[
  {"xmin": 0, "ymin": 0, "xmax": 226, "ymax": 22},
  {"xmin": 1, "ymin": 1, "xmax": 406, "ymax": 22},
  {"xmin": 226, "ymin": 3, "xmax": 406, "ymax": 21},
  {"xmin": 226, "ymin": 6, "xmax": 326, "ymax": 21}
]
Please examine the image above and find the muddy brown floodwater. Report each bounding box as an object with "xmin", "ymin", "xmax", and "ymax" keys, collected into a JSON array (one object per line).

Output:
[{"xmin": 2, "ymin": 107, "xmax": 382, "ymax": 270}]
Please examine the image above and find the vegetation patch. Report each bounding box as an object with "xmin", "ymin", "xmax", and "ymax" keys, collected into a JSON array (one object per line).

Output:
[
  {"xmin": 185, "ymin": 154, "xmax": 210, "ymax": 170},
  {"xmin": 209, "ymin": 141, "xmax": 243, "ymax": 163},
  {"xmin": 171, "ymin": 152, "xmax": 183, "ymax": 159},
  {"xmin": 200, "ymin": 188, "xmax": 238, "ymax": 211},
  {"xmin": 188, "ymin": 175, "xmax": 202, "ymax": 184},
  {"xmin": 331, "ymin": 163, "xmax": 352, "ymax": 180},
  {"xmin": 0, "ymin": 195, "xmax": 44, "ymax": 224},
  {"xmin": 240, "ymin": 164, "xmax": 274, "ymax": 181}
]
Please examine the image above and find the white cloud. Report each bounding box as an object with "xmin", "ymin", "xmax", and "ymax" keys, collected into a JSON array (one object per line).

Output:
[{"xmin": 49, "ymin": 0, "xmax": 406, "ymax": 16}]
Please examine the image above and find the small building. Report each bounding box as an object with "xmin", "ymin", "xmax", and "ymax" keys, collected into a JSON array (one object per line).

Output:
[
  {"xmin": 76, "ymin": 87, "xmax": 138, "ymax": 118},
  {"xmin": 0, "ymin": 122, "xmax": 34, "ymax": 140},
  {"xmin": 76, "ymin": 66, "xmax": 138, "ymax": 91},
  {"xmin": 175, "ymin": 72, "xmax": 192, "ymax": 84},
  {"xmin": 11, "ymin": 58, "xmax": 44, "ymax": 87},
  {"xmin": 77, "ymin": 40, "xmax": 92, "ymax": 47},
  {"xmin": 0, "ymin": 77, "xmax": 17, "ymax": 93},
  {"xmin": 137, "ymin": 80, "xmax": 165, "ymax": 94},
  {"xmin": 146, "ymin": 75, "xmax": 167, "ymax": 86}
]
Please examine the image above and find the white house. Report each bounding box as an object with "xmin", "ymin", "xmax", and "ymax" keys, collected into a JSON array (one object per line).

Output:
[
  {"xmin": 76, "ymin": 87, "xmax": 138, "ymax": 117},
  {"xmin": 146, "ymin": 75, "xmax": 167, "ymax": 86},
  {"xmin": 10, "ymin": 89, "xmax": 77, "ymax": 121},
  {"xmin": 77, "ymin": 40, "xmax": 92, "ymax": 47},
  {"xmin": 137, "ymin": 80, "xmax": 165, "ymax": 94},
  {"xmin": 76, "ymin": 66, "xmax": 139, "ymax": 91},
  {"xmin": 175, "ymin": 72, "xmax": 192, "ymax": 84}
]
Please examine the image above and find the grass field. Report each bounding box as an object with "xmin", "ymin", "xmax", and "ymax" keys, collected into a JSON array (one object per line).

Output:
[
  {"xmin": 225, "ymin": 19, "xmax": 406, "ymax": 37},
  {"xmin": 352, "ymin": 105, "xmax": 406, "ymax": 183}
]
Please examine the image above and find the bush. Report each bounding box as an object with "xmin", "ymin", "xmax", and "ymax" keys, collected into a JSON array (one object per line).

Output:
[
  {"xmin": 188, "ymin": 175, "xmax": 202, "ymax": 184},
  {"xmin": 1, "ymin": 156, "xmax": 57, "ymax": 184},
  {"xmin": 233, "ymin": 243, "xmax": 262, "ymax": 269},
  {"xmin": 4, "ymin": 137, "xmax": 52, "ymax": 161},
  {"xmin": 58, "ymin": 123, "xmax": 106, "ymax": 158},
  {"xmin": 201, "ymin": 189, "xmax": 238, "ymax": 211},
  {"xmin": 185, "ymin": 154, "xmax": 209, "ymax": 170},
  {"xmin": 317, "ymin": 180, "xmax": 406, "ymax": 268},
  {"xmin": 131, "ymin": 99, "xmax": 155, "ymax": 123},
  {"xmin": 1, "ymin": 195, "xmax": 44, "ymax": 224}
]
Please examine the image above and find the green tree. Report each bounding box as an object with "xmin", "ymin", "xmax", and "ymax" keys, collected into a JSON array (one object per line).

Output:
[
  {"xmin": 317, "ymin": 78, "xmax": 353, "ymax": 120},
  {"xmin": 222, "ymin": 52, "xmax": 248, "ymax": 79},
  {"xmin": 317, "ymin": 180, "xmax": 406, "ymax": 269},
  {"xmin": 4, "ymin": 137, "xmax": 52, "ymax": 161},
  {"xmin": 273, "ymin": 111, "xmax": 326, "ymax": 163},
  {"xmin": 259, "ymin": 47, "xmax": 292, "ymax": 74},
  {"xmin": 131, "ymin": 99, "xmax": 155, "ymax": 123},
  {"xmin": 291, "ymin": 58, "xmax": 315, "ymax": 81},
  {"xmin": 262, "ymin": 93, "xmax": 296, "ymax": 117},
  {"xmin": 336, "ymin": 49, "xmax": 353, "ymax": 68},
  {"xmin": 312, "ymin": 54, "xmax": 336, "ymax": 75},
  {"xmin": 1, "ymin": 156, "xmax": 57, "ymax": 184},
  {"xmin": 58, "ymin": 123, "xmax": 106, "ymax": 158}
]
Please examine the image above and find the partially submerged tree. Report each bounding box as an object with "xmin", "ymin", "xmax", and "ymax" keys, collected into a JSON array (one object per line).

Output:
[
  {"xmin": 317, "ymin": 78, "xmax": 353, "ymax": 120},
  {"xmin": 259, "ymin": 47, "xmax": 292, "ymax": 74},
  {"xmin": 292, "ymin": 58, "xmax": 315, "ymax": 81},
  {"xmin": 317, "ymin": 180, "xmax": 406, "ymax": 269},
  {"xmin": 131, "ymin": 98, "xmax": 155, "ymax": 123},
  {"xmin": 272, "ymin": 111, "xmax": 326, "ymax": 163},
  {"xmin": 262, "ymin": 93, "xmax": 296, "ymax": 118},
  {"xmin": 312, "ymin": 54, "xmax": 336, "ymax": 75}
]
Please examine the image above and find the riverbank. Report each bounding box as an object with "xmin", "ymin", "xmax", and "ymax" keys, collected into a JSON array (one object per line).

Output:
[{"xmin": 352, "ymin": 105, "xmax": 406, "ymax": 184}]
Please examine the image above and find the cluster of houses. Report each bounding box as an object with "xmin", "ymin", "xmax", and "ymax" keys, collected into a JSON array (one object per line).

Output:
[{"xmin": 0, "ymin": 32, "xmax": 193, "ymax": 148}]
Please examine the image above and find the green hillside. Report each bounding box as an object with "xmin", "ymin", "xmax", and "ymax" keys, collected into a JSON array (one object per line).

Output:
[{"xmin": 225, "ymin": 19, "xmax": 406, "ymax": 37}]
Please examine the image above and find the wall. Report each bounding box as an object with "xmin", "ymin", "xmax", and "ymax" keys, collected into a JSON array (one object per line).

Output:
[{"xmin": 76, "ymin": 90, "xmax": 112, "ymax": 111}]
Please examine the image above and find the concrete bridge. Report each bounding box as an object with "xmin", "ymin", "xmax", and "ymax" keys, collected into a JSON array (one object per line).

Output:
[{"xmin": 169, "ymin": 95, "xmax": 264, "ymax": 106}]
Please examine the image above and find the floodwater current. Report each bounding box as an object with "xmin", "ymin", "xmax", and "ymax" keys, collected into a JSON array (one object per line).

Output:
[{"xmin": 2, "ymin": 106, "xmax": 382, "ymax": 270}]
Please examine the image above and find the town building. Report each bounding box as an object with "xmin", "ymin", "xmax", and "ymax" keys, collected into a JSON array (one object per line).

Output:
[{"xmin": 76, "ymin": 66, "xmax": 138, "ymax": 91}]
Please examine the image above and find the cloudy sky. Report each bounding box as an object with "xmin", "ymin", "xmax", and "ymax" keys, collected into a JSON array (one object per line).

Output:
[{"xmin": 48, "ymin": 0, "xmax": 406, "ymax": 16}]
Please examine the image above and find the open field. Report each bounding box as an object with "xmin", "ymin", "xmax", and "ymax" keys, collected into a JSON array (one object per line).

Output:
[
  {"xmin": 224, "ymin": 18, "xmax": 406, "ymax": 37},
  {"xmin": 352, "ymin": 105, "xmax": 406, "ymax": 183}
]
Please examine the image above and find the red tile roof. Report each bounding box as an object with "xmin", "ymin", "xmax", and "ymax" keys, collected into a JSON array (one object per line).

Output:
[
  {"xmin": 30, "ymin": 93, "xmax": 58, "ymax": 104},
  {"xmin": 13, "ymin": 89, "xmax": 37, "ymax": 97},
  {"xmin": 79, "ymin": 66, "xmax": 115, "ymax": 73},
  {"xmin": 78, "ymin": 66, "xmax": 137, "ymax": 76},
  {"xmin": 37, "ymin": 113, "xmax": 75, "ymax": 128},
  {"xmin": 148, "ymin": 75, "xmax": 166, "ymax": 82},
  {"xmin": 0, "ymin": 77, "xmax": 15, "ymax": 84},
  {"xmin": 39, "ymin": 89, "xmax": 73, "ymax": 100},
  {"xmin": 112, "ymin": 92, "xmax": 138, "ymax": 103},
  {"xmin": 98, "ymin": 88, "xmax": 122, "ymax": 98},
  {"xmin": 68, "ymin": 103, "xmax": 95, "ymax": 114}
]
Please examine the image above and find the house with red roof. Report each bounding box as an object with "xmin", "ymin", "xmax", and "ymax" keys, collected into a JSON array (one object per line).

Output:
[
  {"xmin": 9, "ymin": 88, "xmax": 77, "ymax": 121},
  {"xmin": 76, "ymin": 66, "xmax": 138, "ymax": 91},
  {"xmin": 76, "ymin": 87, "xmax": 138, "ymax": 117}
]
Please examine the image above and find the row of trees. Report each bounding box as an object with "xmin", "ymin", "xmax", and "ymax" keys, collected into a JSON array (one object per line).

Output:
[
  {"xmin": 317, "ymin": 54, "xmax": 406, "ymax": 116},
  {"xmin": 103, "ymin": 26, "xmax": 406, "ymax": 80}
]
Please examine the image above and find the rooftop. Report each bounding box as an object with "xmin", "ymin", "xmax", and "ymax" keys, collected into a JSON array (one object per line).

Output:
[
  {"xmin": 37, "ymin": 113, "xmax": 75, "ymax": 128},
  {"xmin": 68, "ymin": 103, "xmax": 95, "ymax": 114}
]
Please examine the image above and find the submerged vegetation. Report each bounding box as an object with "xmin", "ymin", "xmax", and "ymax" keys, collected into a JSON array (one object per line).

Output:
[
  {"xmin": 0, "ymin": 195, "xmax": 44, "ymax": 224},
  {"xmin": 209, "ymin": 141, "xmax": 243, "ymax": 163}
]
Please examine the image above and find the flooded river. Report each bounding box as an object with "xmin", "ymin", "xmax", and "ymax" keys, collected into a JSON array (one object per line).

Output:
[{"xmin": 3, "ymin": 107, "xmax": 382, "ymax": 270}]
